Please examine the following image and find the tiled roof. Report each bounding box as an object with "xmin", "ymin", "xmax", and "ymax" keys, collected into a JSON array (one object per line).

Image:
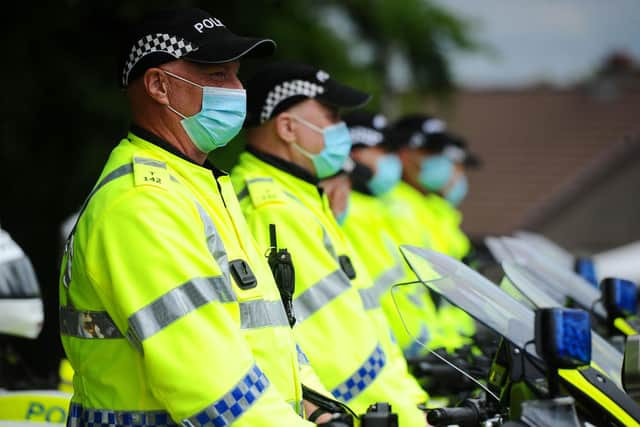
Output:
[{"xmin": 433, "ymin": 84, "xmax": 640, "ymax": 238}]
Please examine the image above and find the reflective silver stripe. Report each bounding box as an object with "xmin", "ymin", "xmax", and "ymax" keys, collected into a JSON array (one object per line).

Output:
[
  {"xmin": 127, "ymin": 276, "xmax": 235, "ymax": 350},
  {"xmin": 296, "ymin": 344, "xmax": 310, "ymax": 366},
  {"xmin": 133, "ymin": 156, "xmax": 166, "ymax": 168},
  {"xmin": 239, "ymin": 299, "xmax": 289, "ymax": 329},
  {"xmin": 293, "ymin": 270, "xmax": 351, "ymax": 322},
  {"xmin": 359, "ymin": 263, "xmax": 405, "ymax": 310},
  {"xmin": 184, "ymin": 364, "xmax": 269, "ymax": 426},
  {"xmin": 193, "ymin": 200, "xmax": 230, "ymax": 280},
  {"xmin": 237, "ymin": 186, "xmax": 249, "ymax": 201},
  {"xmin": 63, "ymin": 164, "xmax": 134, "ymax": 288},
  {"xmin": 60, "ymin": 306, "xmax": 123, "ymax": 339}
]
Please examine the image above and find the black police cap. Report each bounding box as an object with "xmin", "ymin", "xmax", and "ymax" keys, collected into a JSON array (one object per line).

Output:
[
  {"xmin": 244, "ymin": 62, "xmax": 371, "ymax": 127},
  {"xmin": 387, "ymin": 113, "xmax": 450, "ymax": 152},
  {"xmin": 120, "ymin": 8, "xmax": 276, "ymax": 87},
  {"xmin": 343, "ymin": 111, "xmax": 390, "ymax": 148}
]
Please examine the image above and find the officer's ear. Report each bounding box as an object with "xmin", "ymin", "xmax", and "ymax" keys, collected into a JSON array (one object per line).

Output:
[
  {"xmin": 143, "ymin": 68, "xmax": 170, "ymax": 105},
  {"xmin": 273, "ymin": 112, "xmax": 297, "ymax": 144}
]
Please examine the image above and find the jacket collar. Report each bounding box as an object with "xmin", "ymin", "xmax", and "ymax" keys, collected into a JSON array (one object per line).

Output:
[
  {"xmin": 129, "ymin": 124, "xmax": 227, "ymax": 178},
  {"xmin": 246, "ymin": 144, "xmax": 319, "ymax": 186}
]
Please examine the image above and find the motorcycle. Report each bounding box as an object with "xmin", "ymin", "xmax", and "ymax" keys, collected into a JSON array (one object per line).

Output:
[
  {"xmin": 394, "ymin": 244, "xmax": 640, "ymax": 426},
  {"xmin": 0, "ymin": 227, "xmax": 71, "ymax": 426}
]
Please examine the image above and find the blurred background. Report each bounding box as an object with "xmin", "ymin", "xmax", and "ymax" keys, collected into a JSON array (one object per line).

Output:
[{"xmin": 1, "ymin": 0, "xmax": 639, "ymax": 381}]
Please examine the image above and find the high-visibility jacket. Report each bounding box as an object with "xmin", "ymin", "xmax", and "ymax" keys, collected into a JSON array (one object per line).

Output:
[
  {"xmin": 381, "ymin": 182, "xmax": 470, "ymax": 353},
  {"xmin": 343, "ymin": 190, "xmax": 446, "ymax": 356},
  {"xmin": 421, "ymin": 194, "xmax": 475, "ymax": 339},
  {"xmin": 422, "ymin": 194, "xmax": 471, "ymax": 261},
  {"xmin": 59, "ymin": 132, "xmax": 313, "ymax": 426},
  {"xmin": 340, "ymin": 191, "xmax": 428, "ymax": 406},
  {"xmin": 231, "ymin": 150, "xmax": 427, "ymax": 426}
]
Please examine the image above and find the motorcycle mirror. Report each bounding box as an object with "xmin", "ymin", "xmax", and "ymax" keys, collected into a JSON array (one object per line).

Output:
[
  {"xmin": 602, "ymin": 278, "xmax": 638, "ymax": 320},
  {"xmin": 623, "ymin": 335, "xmax": 640, "ymax": 400},
  {"xmin": 535, "ymin": 308, "xmax": 592, "ymax": 370},
  {"xmin": 574, "ymin": 257, "xmax": 598, "ymax": 288}
]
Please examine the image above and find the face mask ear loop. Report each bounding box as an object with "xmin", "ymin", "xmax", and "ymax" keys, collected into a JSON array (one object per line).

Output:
[
  {"xmin": 162, "ymin": 70, "xmax": 203, "ymax": 120},
  {"xmin": 290, "ymin": 113, "xmax": 324, "ymax": 134},
  {"xmin": 289, "ymin": 139, "xmax": 316, "ymax": 160},
  {"xmin": 167, "ymin": 105, "xmax": 187, "ymax": 120}
]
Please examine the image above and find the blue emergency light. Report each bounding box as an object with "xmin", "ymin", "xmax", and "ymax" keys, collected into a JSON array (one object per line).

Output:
[
  {"xmin": 574, "ymin": 257, "xmax": 598, "ymax": 287},
  {"xmin": 602, "ymin": 277, "xmax": 638, "ymax": 318},
  {"xmin": 535, "ymin": 308, "xmax": 591, "ymax": 369}
]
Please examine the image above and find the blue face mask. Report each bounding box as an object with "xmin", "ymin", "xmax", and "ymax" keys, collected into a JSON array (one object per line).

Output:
[
  {"xmin": 418, "ymin": 154, "xmax": 454, "ymax": 192},
  {"xmin": 444, "ymin": 174, "xmax": 468, "ymax": 207},
  {"xmin": 291, "ymin": 115, "xmax": 352, "ymax": 179},
  {"xmin": 368, "ymin": 154, "xmax": 402, "ymax": 196},
  {"xmin": 164, "ymin": 71, "xmax": 246, "ymax": 154}
]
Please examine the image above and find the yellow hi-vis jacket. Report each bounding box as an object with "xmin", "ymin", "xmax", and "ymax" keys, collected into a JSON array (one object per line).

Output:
[
  {"xmin": 343, "ymin": 190, "xmax": 445, "ymax": 356},
  {"xmin": 231, "ymin": 150, "xmax": 428, "ymax": 427},
  {"xmin": 422, "ymin": 194, "xmax": 471, "ymax": 261},
  {"xmin": 59, "ymin": 132, "xmax": 313, "ymax": 426},
  {"xmin": 381, "ymin": 182, "xmax": 470, "ymax": 353},
  {"xmin": 421, "ymin": 194, "xmax": 475, "ymax": 339}
]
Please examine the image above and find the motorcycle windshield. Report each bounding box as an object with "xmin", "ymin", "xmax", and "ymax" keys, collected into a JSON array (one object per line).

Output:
[
  {"xmin": 514, "ymin": 231, "xmax": 575, "ymax": 270},
  {"xmin": 399, "ymin": 245, "xmax": 539, "ymax": 357},
  {"xmin": 499, "ymin": 237, "xmax": 607, "ymax": 320},
  {"xmin": 503, "ymin": 261, "xmax": 623, "ymax": 387},
  {"xmin": 0, "ymin": 229, "xmax": 41, "ymax": 298}
]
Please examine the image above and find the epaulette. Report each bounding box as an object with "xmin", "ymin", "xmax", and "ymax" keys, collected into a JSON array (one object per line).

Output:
[
  {"xmin": 132, "ymin": 154, "xmax": 169, "ymax": 190},
  {"xmin": 244, "ymin": 176, "xmax": 285, "ymax": 208}
]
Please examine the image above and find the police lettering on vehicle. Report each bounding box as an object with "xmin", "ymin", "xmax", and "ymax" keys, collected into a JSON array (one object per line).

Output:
[{"xmin": 194, "ymin": 18, "xmax": 224, "ymax": 33}]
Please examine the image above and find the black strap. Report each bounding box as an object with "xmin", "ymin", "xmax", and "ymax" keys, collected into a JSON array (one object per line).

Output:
[{"xmin": 308, "ymin": 408, "xmax": 330, "ymax": 423}]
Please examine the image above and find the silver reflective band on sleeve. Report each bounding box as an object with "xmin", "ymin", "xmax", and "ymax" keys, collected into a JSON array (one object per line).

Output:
[
  {"xmin": 60, "ymin": 306, "xmax": 123, "ymax": 339},
  {"xmin": 127, "ymin": 276, "xmax": 235, "ymax": 350},
  {"xmin": 293, "ymin": 270, "xmax": 351, "ymax": 322},
  {"xmin": 359, "ymin": 263, "xmax": 405, "ymax": 310},
  {"xmin": 331, "ymin": 344, "xmax": 386, "ymax": 402},
  {"xmin": 193, "ymin": 198, "xmax": 230, "ymax": 280},
  {"xmin": 239, "ymin": 299, "xmax": 289, "ymax": 329},
  {"xmin": 183, "ymin": 364, "xmax": 269, "ymax": 427}
]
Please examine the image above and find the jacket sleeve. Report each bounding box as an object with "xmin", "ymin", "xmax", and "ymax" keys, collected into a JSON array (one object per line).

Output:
[{"xmin": 84, "ymin": 186, "xmax": 311, "ymax": 426}]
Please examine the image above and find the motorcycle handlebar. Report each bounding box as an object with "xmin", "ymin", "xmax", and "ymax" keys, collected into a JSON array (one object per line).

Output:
[{"xmin": 427, "ymin": 406, "xmax": 479, "ymax": 427}]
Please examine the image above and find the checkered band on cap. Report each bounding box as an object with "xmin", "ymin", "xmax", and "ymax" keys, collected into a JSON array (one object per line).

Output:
[
  {"xmin": 331, "ymin": 344, "xmax": 386, "ymax": 402},
  {"xmin": 349, "ymin": 126, "xmax": 384, "ymax": 146},
  {"xmin": 260, "ymin": 79, "xmax": 325, "ymax": 123},
  {"xmin": 443, "ymin": 145, "xmax": 466, "ymax": 163},
  {"xmin": 122, "ymin": 33, "xmax": 198, "ymax": 86}
]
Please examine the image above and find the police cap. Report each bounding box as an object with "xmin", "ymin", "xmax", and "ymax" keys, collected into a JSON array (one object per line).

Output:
[
  {"xmin": 244, "ymin": 62, "xmax": 371, "ymax": 127},
  {"xmin": 120, "ymin": 8, "xmax": 276, "ymax": 87}
]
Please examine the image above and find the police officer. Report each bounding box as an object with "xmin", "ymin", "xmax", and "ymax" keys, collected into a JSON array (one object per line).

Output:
[
  {"xmin": 388, "ymin": 114, "xmax": 471, "ymax": 260},
  {"xmin": 337, "ymin": 111, "xmax": 450, "ymax": 356},
  {"xmin": 59, "ymin": 9, "xmax": 326, "ymax": 426},
  {"xmin": 231, "ymin": 62, "xmax": 429, "ymax": 426},
  {"xmin": 385, "ymin": 114, "xmax": 476, "ymax": 342}
]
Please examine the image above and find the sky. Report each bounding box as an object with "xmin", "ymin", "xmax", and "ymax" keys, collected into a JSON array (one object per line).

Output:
[{"xmin": 430, "ymin": 0, "xmax": 640, "ymax": 88}]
